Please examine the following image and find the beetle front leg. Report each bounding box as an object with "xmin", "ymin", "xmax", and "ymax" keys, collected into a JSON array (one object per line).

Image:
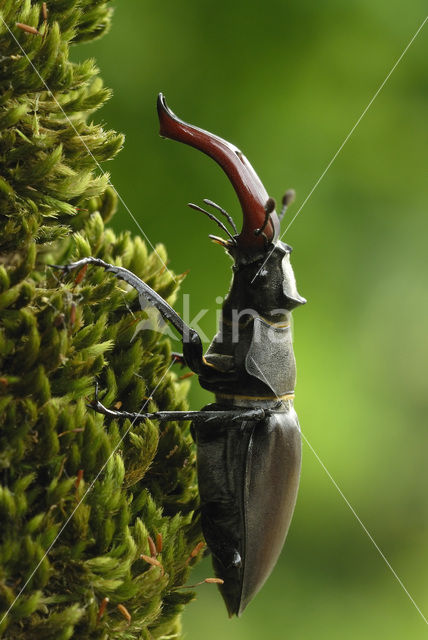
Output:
[{"xmin": 51, "ymin": 257, "xmax": 207, "ymax": 374}]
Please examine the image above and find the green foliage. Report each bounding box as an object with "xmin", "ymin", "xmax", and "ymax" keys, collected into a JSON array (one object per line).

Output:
[{"xmin": 0, "ymin": 1, "xmax": 203, "ymax": 638}]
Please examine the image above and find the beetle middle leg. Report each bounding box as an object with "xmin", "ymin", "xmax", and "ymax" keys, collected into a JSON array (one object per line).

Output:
[{"xmin": 90, "ymin": 386, "xmax": 269, "ymax": 425}]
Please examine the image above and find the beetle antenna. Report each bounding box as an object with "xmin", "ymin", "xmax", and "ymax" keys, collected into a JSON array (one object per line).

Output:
[
  {"xmin": 278, "ymin": 189, "xmax": 296, "ymax": 222},
  {"xmin": 203, "ymin": 199, "xmax": 238, "ymax": 234},
  {"xmin": 254, "ymin": 197, "xmax": 276, "ymax": 238},
  {"xmin": 188, "ymin": 203, "xmax": 237, "ymax": 244}
]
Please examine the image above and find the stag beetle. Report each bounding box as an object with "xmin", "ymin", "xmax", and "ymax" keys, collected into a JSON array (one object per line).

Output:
[{"xmin": 55, "ymin": 94, "xmax": 306, "ymax": 616}]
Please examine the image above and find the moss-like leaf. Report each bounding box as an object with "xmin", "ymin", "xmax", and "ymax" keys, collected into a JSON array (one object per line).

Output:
[{"xmin": 0, "ymin": 2, "xmax": 201, "ymax": 639}]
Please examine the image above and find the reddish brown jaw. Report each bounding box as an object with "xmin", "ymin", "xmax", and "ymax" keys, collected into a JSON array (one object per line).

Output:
[{"xmin": 157, "ymin": 93, "xmax": 279, "ymax": 250}]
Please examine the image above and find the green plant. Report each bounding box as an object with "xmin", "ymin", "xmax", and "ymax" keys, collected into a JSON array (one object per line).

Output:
[{"xmin": 0, "ymin": 2, "xmax": 202, "ymax": 638}]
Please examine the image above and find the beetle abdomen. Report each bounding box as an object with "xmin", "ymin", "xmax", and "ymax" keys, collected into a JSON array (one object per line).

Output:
[{"xmin": 194, "ymin": 405, "xmax": 301, "ymax": 616}]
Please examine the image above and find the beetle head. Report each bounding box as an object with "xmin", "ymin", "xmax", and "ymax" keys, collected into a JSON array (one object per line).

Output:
[
  {"xmin": 157, "ymin": 94, "xmax": 306, "ymax": 313},
  {"xmin": 222, "ymin": 240, "xmax": 306, "ymax": 321}
]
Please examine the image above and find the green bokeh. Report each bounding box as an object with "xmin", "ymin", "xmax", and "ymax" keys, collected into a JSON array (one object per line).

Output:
[{"xmin": 73, "ymin": 1, "xmax": 428, "ymax": 637}]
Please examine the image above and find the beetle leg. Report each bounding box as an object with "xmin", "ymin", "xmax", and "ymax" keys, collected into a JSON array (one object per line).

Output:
[
  {"xmin": 203, "ymin": 199, "xmax": 238, "ymax": 234},
  {"xmin": 89, "ymin": 389, "xmax": 268, "ymax": 424},
  {"xmin": 50, "ymin": 258, "xmax": 206, "ymax": 373},
  {"xmin": 91, "ymin": 405, "xmax": 269, "ymax": 424},
  {"xmin": 188, "ymin": 202, "xmax": 236, "ymax": 244},
  {"xmin": 171, "ymin": 351, "xmax": 186, "ymax": 366}
]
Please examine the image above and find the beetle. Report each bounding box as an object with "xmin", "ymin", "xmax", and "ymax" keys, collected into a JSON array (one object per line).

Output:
[{"xmin": 55, "ymin": 93, "xmax": 306, "ymax": 616}]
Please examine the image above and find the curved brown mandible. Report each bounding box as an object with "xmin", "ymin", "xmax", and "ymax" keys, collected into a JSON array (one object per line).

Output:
[{"xmin": 157, "ymin": 93, "xmax": 280, "ymax": 250}]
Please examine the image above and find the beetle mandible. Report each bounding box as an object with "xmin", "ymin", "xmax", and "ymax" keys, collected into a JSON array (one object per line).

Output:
[{"xmin": 56, "ymin": 94, "xmax": 306, "ymax": 616}]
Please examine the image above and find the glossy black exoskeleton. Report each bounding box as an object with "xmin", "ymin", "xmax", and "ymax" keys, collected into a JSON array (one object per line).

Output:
[{"xmin": 55, "ymin": 94, "xmax": 306, "ymax": 616}]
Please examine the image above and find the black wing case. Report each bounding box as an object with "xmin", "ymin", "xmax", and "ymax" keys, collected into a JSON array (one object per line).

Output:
[{"xmin": 194, "ymin": 406, "xmax": 301, "ymax": 616}]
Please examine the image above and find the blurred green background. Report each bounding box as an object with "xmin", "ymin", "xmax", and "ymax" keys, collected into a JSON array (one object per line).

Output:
[{"xmin": 73, "ymin": 1, "xmax": 427, "ymax": 637}]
